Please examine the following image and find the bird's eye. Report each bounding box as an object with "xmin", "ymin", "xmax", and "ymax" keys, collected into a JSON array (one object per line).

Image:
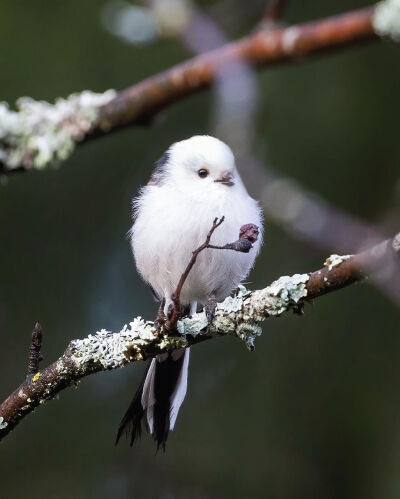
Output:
[{"xmin": 197, "ymin": 168, "xmax": 209, "ymax": 178}]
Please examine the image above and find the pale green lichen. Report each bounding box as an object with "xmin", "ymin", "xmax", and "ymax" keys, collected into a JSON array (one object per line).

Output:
[
  {"xmin": 68, "ymin": 274, "xmax": 312, "ymax": 368},
  {"xmin": 374, "ymin": 0, "xmax": 400, "ymax": 41},
  {"xmin": 241, "ymin": 273, "xmax": 309, "ymax": 319},
  {"xmin": 158, "ymin": 335, "xmax": 189, "ymax": 350},
  {"xmin": 153, "ymin": 0, "xmax": 193, "ymax": 37},
  {"xmin": 70, "ymin": 317, "xmax": 156, "ymax": 370},
  {"xmin": 236, "ymin": 322, "xmax": 262, "ymax": 351},
  {"xmin": 177, "ymin": 310, "xmax": 208, "ymax": 337},
  {"xmin": 393, "ymin": 233, "xmax": 400, "ymax": 252},
  {"xmin": 0, "ymin": 417, "xmax": 8, "ymax": 429},
  {"xmin": 324, "ymin": 254, "xmax": 352, "ymax": 271},
  {"xmin": 222, "ymin": 285, "xmax": 251, "ymax": 312},
  {"xmin": 268, "ymin": 274, "xmax": 309, "ymax": 305},
  {"xmin": 0, "ymin": 89, "xmax": 116, "ymax": 171}
]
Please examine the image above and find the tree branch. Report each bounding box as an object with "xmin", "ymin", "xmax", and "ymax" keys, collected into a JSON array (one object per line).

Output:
[
  {"xmin": 96, "ymin": 6, "xmax": 376, "ymax": 132},
  {"xmin": 0, "ymin": 231, "xmax": 398, "ymax": 442},
  {"xmin": 0, "ymin": 5, "xmax": 382, "ymax": 174}
]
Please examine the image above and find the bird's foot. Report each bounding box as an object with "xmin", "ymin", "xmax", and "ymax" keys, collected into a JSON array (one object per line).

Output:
[
  {"xmin": 154, "ymin": 300, "xmax": 166, "ymax": 332},
  {"xmin": 204, "ymin": 296, "xmax": 217, "ymax": 324}
]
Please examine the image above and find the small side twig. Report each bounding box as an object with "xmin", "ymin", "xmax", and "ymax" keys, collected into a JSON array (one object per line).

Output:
[
  {"xmin": 262, "ymin": 0, "xmax": 288, "ymax": 25},
  {"xmin": 164, "ymin": 217, "xmax": 260, "ymax": 331},
  {"xmin": 27, "ymin": 322, "xmax": 43, "ymax": 376},
  {"xmin": 165, "ymin": 217, "xmax": 225, "ymax": 330},
  {"xmin": 208, "ymin": 223, "xmax": 259, "ymax": 253}
]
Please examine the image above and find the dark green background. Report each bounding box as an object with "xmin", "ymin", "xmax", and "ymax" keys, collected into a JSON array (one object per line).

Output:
[{"xmin": 0, "ymin": 1, "xmax": 399, "ymax": 498}]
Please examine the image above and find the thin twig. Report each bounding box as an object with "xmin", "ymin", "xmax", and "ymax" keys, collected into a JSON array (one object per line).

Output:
[
  {"xmin": 27, "ymin": 322, "xmax": 43, "ymax": 376},
  {"xmin": 263, "ymin": 0, "xmax": 288, "ymax": 25},
  {"xmin": 165, "ymin": 217, "xmax": 225, "ymax": 330},
  {"xmin": 208, "ymin": 223, "xmax": 260, "ymax": 253}
]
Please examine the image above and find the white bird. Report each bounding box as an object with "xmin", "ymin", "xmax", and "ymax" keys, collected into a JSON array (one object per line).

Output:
[{"xmin": 116, "ymin": 135, "xmax": 263, "ymax": 450}]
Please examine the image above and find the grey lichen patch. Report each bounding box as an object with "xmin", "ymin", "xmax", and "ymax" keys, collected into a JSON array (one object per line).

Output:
[
  {"xmin": 236, "ymin": 322, "xmax": 262, "ymax": 351},
  {"xmin": 180, "ymin": 277, "xmax": 308, "ymax": 350},
  {"xmin": 153, "ymin": 0, "xmax": 193, "ymax": 37},
  {"xmin": 245, "ymin": 274, "xmax": 309, "ymax": 318},
  {"xmin": 0, "ymin": 89, "xmax": 116, "ymax": 171},
  {"xmin": 177, "ymin": 311, "xmax": 208, "ymax": 337},
  {"xmin": 177, "ymin": 287, "xmax": 252, "ymax": 340},
  {"xmin": 0, "ymin": 417, "xmax": 8, "ymax": 429},
  {"xmin": 56, "ymin": 359, "xmax": 69, "ymax": 375},
  {"xmin": 70, "ymin": 317, "xmax": 157, "ymax": 370},
  {"xmin": 268, "ymin": 274, "xmax": 309, "ymax": 305},
  {"xmin": 281, "ymin": 26, "xmax": 301, "ymax": 53},
  {"xmin": 393, "ymin": 233, "xmax": 400, "ymax": 252},
  {"xmin": 223, "ymin": 285, "xmax": 251, "ymax": 313},
  {"xmin": 18, "ymin": 389, "xmax": 26, "ymax": 399},
  {"xmin": 374, "ymin": 0, "xmax": 400, "ymax": 41},
  {"xmin": 158, "ymin": 335, "xmax": 189, "ymax": 350},
  {"xmin": 324, "ymin": 254, "xmax": 352, "ymax": 271}
]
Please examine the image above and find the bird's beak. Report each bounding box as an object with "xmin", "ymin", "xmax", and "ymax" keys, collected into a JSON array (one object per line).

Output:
[{"xmin": 214, "ymin": 172, "xmax": 234, "ymax": 186}]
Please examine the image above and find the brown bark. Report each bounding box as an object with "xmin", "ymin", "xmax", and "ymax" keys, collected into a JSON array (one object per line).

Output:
[
  {"xmin": 95, "ymin": 7, "xmax": 376, "ymax": 136},
  {"xmin": 0, "ymin": 6, "xmax": 378, "ymax": 174}
]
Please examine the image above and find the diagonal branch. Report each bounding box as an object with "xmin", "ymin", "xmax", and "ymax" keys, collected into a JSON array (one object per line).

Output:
[
  {"xmin": 0, "ymin": 5, "xmax": 381, "ymax": 174},
  {"xmin": 0, "ymin": 231, "xmax": 398, "ymax": 442},
  {"xmin": 95, "ymin": 7, "xmax": 376, "ymax": 134}
]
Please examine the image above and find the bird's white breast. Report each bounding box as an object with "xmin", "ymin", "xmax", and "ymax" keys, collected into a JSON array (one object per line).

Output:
[{"xmin": 131, "ymin": 182, "xmax": 263, "ymax": 306}]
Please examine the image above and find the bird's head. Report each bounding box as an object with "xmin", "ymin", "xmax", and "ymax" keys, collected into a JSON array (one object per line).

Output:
[{"xmin": 149, "ymin": 136, "xmax": 241, "ymax": 196}]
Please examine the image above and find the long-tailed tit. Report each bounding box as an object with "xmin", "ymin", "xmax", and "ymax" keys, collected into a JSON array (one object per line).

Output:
[{"xmin": 116, "ymin": 135, "xmax": 263, "ymax": 450}]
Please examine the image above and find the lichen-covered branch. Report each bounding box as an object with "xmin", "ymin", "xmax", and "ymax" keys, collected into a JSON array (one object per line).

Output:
[
  {"xmin": 1, "ymin": 4, "xmax": 390, "ymax": 173},
  {"xmin": 0, "ymin": 231, "xmax": 398, "ymax": 442},
  {"xmin": 89, "ymin": 5, "xmax": 380, "ymax": 136},
  {"xmin": 374, "ymin": 0, "xmax": 400, "ymax": 40},
  {"xmin": 0, "ymin": 91, "xmax": 116, "ymax": 172}
]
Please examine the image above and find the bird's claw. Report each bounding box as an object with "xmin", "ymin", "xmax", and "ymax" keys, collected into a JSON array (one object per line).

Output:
[
  {"xmin": 155, "ymin": 300, "xmax": 166, "ymax": 332},
  {"xmin": 204, "ymin": 296, "xmax": 217, "ymax": 324}
]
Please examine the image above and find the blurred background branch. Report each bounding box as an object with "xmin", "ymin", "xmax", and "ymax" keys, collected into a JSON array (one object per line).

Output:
[{"xmin": 0, "ymin": 5, "xmax": 377, "ymax": 174}]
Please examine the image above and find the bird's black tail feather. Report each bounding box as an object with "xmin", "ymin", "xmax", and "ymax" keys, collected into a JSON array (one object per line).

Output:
[
  {"xmin": 152, "ymin": 351, "xmax": 186, "ymax": 451},
  {"xmin": 115, "ymin": 362, "xmax": 150, "ymax": 447},
  {"xmin": 116, "ymin": 349, "xmax": 189, "ymax": 451}
]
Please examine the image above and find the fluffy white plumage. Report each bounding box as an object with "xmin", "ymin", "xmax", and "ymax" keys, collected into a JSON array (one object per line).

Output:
[
  {"xmin": 131, "ymin": 135, "xmax": 263, "ymax": 310},
  {"xmin": 128, "ymin": 135, "xmax": 263, "ymax": 443}
]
